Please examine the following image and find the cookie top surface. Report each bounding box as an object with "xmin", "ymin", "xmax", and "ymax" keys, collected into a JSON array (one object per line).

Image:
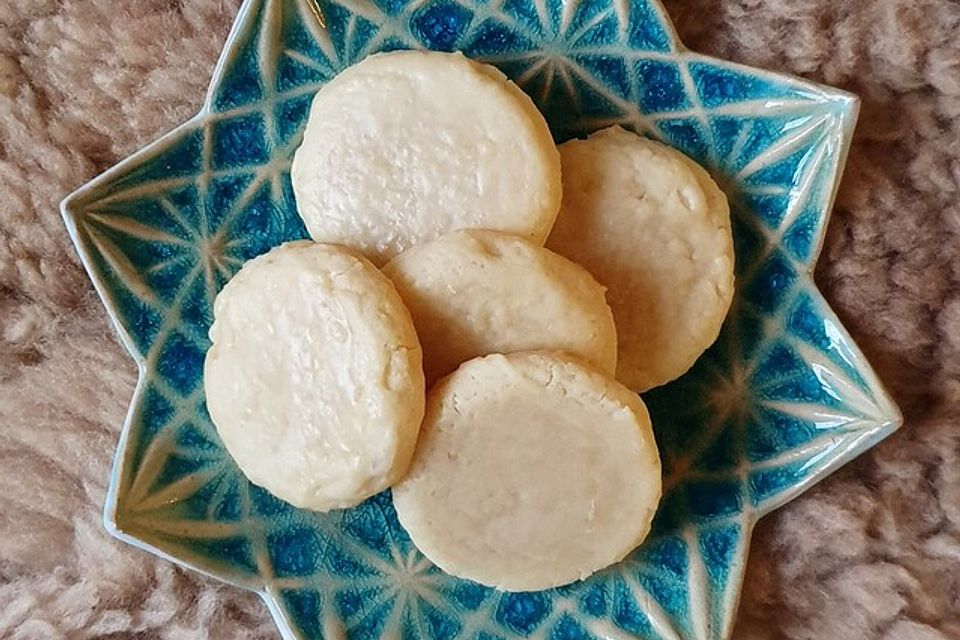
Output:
[
  {"xmin": 204, "ymin": 241, "xmax": 425, "ymax": 512},
  {"xmin": 292, "ymin": 51, "xmax": 561, "ymax": 265},
  {"xmin": 383, "ymin": 229, "xmax": 617, "ymax": 383},
  {"xmin": 548, "ymin": 126, "xmax": 735, "ymax": 391},
  {"xmin": 393, "ymin": 351, "xmax": 661, "ymax": 591}
]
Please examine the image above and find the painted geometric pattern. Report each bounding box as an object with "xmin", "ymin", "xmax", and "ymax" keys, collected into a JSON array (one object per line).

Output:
[{"xmin": 60, "ymin": 0, "xmax": 901, "ymax": 638}]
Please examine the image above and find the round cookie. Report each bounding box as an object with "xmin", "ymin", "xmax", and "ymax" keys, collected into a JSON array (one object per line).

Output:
[
  {"xmin": 547, "ymin": 126, "xmax": 735, "ymax": 392},
  {"xmin": 393, "ymin": 352, "xmax": 662, "ymax": 592},
  {"xmin": 204, "ymin": 241, "xmax": 425, "ymax": 512},
  {"xmin": 383, "ymin": 229, "xmax": 617, "ymax": 383},
  {"xmin": 291, "ymin": 50, "xmax": 562, "ymax": 265}
]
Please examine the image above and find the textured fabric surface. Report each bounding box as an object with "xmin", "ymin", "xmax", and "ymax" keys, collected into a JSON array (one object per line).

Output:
[{"xmin": 1, "ymin": 0, "xmax": 958, "ymax": 638}]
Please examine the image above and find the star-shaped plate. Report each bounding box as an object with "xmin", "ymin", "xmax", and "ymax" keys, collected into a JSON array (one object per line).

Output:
[{"xmin": 61, "ymin": 0, "xmax": 902, "ymax": 638}]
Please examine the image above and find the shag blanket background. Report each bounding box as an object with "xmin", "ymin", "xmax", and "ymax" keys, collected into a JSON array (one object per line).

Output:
[{"xmin": 1, "ymin": 0, "xmax": 958, "ymax": 637}]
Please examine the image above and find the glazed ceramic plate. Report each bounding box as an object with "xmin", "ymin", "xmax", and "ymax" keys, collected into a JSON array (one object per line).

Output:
[{"xmin": 61, "ymin": 0, "xmax": 901, "ymax": 638}]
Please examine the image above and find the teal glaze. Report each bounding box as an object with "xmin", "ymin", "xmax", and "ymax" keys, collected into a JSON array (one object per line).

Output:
[{"xmin": 61, "ymin": 0, "xmax": 901, "ymax": 638}]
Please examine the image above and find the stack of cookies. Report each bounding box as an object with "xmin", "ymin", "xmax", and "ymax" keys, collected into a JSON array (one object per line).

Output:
[{"xmin": 203, "ymin": 50, "xmax": 735, "ymax": 592}]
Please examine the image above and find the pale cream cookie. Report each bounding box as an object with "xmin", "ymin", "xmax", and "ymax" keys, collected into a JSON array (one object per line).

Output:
[
  {"xmin": 547, "ymin": 126, "xmax": 735, "ymax": 391},
  {"xmin": 292, "ymin": 50, "xmax": 562, "ymax": 265},
  {"xmin": 393, "ymin": 352, "xmax": 662, "ymax": 591},
  {"xmin": 383, "ymin": 229, "xmax": 617, "ymax": 383},
  {"xmin": 204, "ymin": 241, "xmax": 425, "ymax": 512}
]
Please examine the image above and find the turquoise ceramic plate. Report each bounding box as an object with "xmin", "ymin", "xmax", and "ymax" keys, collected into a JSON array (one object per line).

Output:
[{"xmin": 61, "ymin": 0, "xmax": 901, "ymax": 638}]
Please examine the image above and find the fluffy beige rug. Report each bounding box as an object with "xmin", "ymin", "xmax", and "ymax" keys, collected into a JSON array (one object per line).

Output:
[{"xmin": 1, "ymin": 0, "xmax": 958, "ymax": 638}]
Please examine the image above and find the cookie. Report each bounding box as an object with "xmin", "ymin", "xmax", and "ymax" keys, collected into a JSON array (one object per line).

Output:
[
  {"xmin": 547, "ymin": 126, "xmax": 735, "ymax": 391},
  {"xmin": 393, "ymin": 352, "xmax": 661, "ymax": 591},
  {"xmin": 383, "ymin": 229, "xmax": 617, "ymax": 383},
  {"xmin": 291, "ymin": 51, "xmax": 562, "ymax": 265},
  {"xmin": 203, "ymin": 241, "xmax": 425, "ymax": 512}
]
